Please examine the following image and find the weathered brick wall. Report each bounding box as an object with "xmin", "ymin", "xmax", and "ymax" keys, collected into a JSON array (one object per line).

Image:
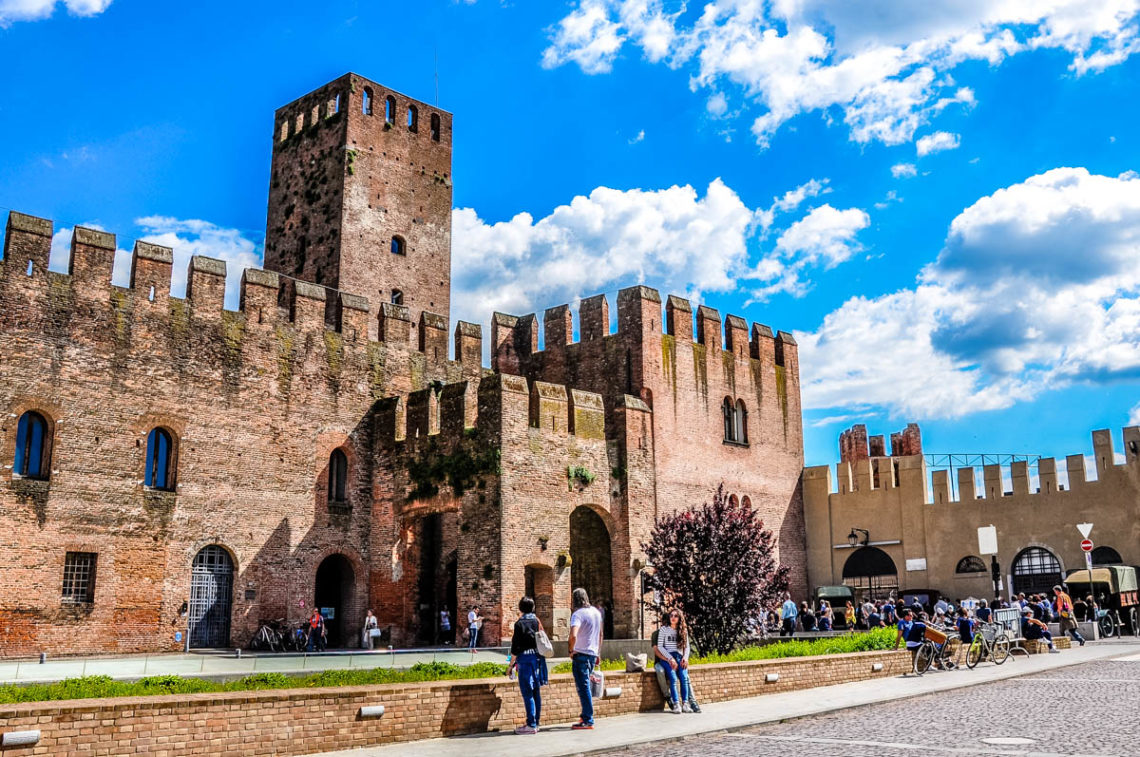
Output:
[
  {"xmin": 0, "ymin": 213, "xmax": 481, "ymax": 658},
  {"xmin": 0, "ymin": 650, "xmax": 908, "ymax": 756}
]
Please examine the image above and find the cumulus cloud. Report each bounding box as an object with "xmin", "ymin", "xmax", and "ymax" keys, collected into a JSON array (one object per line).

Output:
[
  {"xmin": 891, "ymin": 163, "xmax": 918, "ymax": 178},
  {"xmin": 799, "ymin": 167, "xmax": 1140, "ymax": 419},
  {"xmin": 134, "ymin": 217, "xmax": 262, "ymax": 310},
  {"xmin": 542, "ymin": 1, "xmax": 1140, "ymax": 147},
  {"xmin": 450, "ymin": 177, "xmax": 868, "ymax": 333},
  {"xmin": 0, "ymin": 0, "xmax": 111, "ymax": 25},
  {"xmin": 916, "ymin": 131, "xmax": 961, "ymax": 156},
  {"xmin": 46, "ymin": 224, "xmax": 133, "ymax": 284},
  {"xmin": 1130, "ymin": 402, "xmax": 1140, "ymax": 426}
]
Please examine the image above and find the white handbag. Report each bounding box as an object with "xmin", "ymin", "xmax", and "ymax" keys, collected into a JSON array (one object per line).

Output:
[{"xmin": 535, "ymin": 628, "xmax": 554, "ymax": 657}]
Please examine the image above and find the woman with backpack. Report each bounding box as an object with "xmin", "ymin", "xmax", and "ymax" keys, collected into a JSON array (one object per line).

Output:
[{"xmin": 507, "ymin": 596, "xmax": 549, "ymax": 734}]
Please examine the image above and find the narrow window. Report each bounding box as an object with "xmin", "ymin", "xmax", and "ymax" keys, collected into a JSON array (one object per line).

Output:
[
  {"xmin": 407, "ymin": 105, "xmax": 418, "ymax": 132},
  {"xmin": 391, "ymin": 289, "xmax": 404, "ymax": 305},
  {"xmin": 722, "ymin": 397, "xmax": 734, "ymax": 442},
  {"xmin": 328, "ymin": 449, "xmax": 348, "ymax": 504},
  {"xmin": 62, "ymin": 552, "xmax": 97, "ymax": 604},
  {"xmin": 430, "ymin": 113, "xmax": 441, "ymax": 142},
  {"xmin": 391, "ymin": 235, "xmax": 406, "ymax": 255},
  {"xmin": 735, "ymin": 399, "xmax": 748, "ymax": 443},
  {"xmin": 362, "ymin": 87, "xmax": 373, "ymax": 116},
  {"xmin": 333, "ymin": 94, "xmax": 341, "ymax": 114},
  {"xmin": 26, "ymin": 260, "xmax": 34, "ymax": 276},
  {"xmin": 385, "ymin": 96, "xmax": 396, "ymax": 124},
  {"xmin": 14, "ymin": 411, "xmax": 49, "ymax": 479},
  {"xmin": 145, "ymin": 427, "xmax": 176, "ymax": 491}
]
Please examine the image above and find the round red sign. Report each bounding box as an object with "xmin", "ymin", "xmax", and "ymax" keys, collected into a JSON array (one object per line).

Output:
[{"xmin": 1080, "ymin": 539, "xmax": 1094, "ymax": 552}]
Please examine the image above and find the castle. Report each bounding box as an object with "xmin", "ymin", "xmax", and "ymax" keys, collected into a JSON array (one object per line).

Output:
[{"xmin": 0, "ymin": 73, "xmax": 806, "ymax": 655}]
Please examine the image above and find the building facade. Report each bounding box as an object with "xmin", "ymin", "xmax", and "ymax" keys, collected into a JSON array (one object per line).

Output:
[
  {"xmin": 0, "ymin": 73, "xmax": 806, "ymax": 657},
  {"xmin": 804, "ymin": 424, "xmax": 1140, "ymax": 604}
]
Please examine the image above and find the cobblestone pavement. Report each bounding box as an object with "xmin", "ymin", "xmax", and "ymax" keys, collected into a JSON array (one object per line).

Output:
[{"xmin": 594, "ymin": 659, "xmax": 1140, "ymax": 757}]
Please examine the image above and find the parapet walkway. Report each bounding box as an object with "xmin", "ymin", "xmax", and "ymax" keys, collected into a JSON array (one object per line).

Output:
[
  {"xmin": 0, "ymin": 647, "xmax": 514, "ymax": 685},
  {"xmin": 312, "ymin": 640, "xmax": 1140, "ymax": 757}
]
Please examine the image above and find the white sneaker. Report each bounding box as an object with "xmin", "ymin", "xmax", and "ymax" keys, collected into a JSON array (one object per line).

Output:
[
  {"xmin": 670, "ymin": 700, "xmax": 682, "ymax": 714},
  {"xmin": 681, "ymin": 701, "xmax": 693, "ymax": 713}
]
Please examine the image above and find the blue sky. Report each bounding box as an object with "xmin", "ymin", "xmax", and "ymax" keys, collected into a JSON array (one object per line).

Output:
[{"xmin": 2, "ymin": 0, "xmax": 1139, "ymax": 472}]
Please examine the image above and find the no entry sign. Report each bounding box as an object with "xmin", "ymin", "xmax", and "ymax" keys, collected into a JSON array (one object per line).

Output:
[{"xmin": 1081, "ymin": 539, "xmax": 1094, "ymax": 552}]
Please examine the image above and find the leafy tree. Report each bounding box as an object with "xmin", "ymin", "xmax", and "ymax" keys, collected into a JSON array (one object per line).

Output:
[{"xmin": 643, "ymin": 484, "xmax": 789, "ymax": 654}]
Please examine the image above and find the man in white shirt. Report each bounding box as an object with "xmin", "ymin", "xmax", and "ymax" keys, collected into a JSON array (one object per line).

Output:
[
  {"xmin": 467, "ymin": 605, "xmax": 482, "ymax": 651},
  {"xmin": 568, "ymin": 587, "xmax": 603, "ymax": 729}
]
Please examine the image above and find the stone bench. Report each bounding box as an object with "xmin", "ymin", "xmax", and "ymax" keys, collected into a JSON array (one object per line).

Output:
[{"xmin": 1021, "ymin": 636, "xmax": 1072, "ymax": 654}]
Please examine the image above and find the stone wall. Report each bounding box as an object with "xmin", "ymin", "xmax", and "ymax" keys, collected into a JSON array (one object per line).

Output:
[{"xmin": 0, "ymin": 650, "xmax": 907, "ymax": 756}]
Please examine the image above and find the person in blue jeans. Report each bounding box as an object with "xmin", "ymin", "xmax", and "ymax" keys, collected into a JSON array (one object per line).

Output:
[
  {"xmin": 467, "ymin": 605, "xmax": 482, "ymax": 651},
  {"xmin": 568, "ymin": 587, "xmax": 603, "ymax": 730},
  {"xmin": 654, "ymin": 608, "xmax": 694, "ymax": 713},
  {"xmin": 507, "ymin": 596, "xmax": 549, "ymax": 735}
]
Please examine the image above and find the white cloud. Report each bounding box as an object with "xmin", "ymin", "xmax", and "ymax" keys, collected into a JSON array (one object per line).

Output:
[
  {"xmin": 799, "ymin": 167, "xmax": 1140, "ymax": 419},
  {"xmin": 543, "ymin": 1, "xmax": 1140, "ymax": 147},
  {"xmin": 891, "ymin": 163, "xmax": 918, "ymax": 178},
  {"xmin": 451, "ymin": 177, "xmax": 868, "ymax": 331},
  {"xmin": 46, "ymin": 224, "xmax": 133, "ymax": 284},
  {"xmin": 628, "ymin": 129, "xmax": 645, "ymax": 144},
  {"xmin": 134, "ymin": 217, "xmax": 262, "ymax": 310},
  {"xmin": 0, "ymin": 0, "xmax": 110, "ymax": 25},
  {"xmin": 1130, "ymin": 402, "xmax": 1140, "ymax": 426},
  {"xmin": 916, "ymin": 130, "xmax": 961, "ymax": 156}
]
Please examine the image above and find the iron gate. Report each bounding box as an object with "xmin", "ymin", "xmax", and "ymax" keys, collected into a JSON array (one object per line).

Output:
[{"xmin": 189, "ymin": 545, "xmax": 234, "ymax": 648}]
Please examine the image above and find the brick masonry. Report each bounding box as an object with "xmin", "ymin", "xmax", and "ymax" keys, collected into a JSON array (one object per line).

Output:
[
  {"xmin": 0, "ymin": 72, "xmax": 807, "ymax": 657},
  {"xmin": 0, "ymin": 650, "xmax": 908, "ymax": 756}
]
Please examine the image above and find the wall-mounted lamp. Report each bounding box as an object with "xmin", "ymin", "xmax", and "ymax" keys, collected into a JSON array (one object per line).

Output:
[
  {"xmin": 2, "ymin": 731, "xmax": 41, "ymax": 747},
  {"xmin": 359, "ymin": 705, "xmax": 385, "ymax": 718},
  {"xmin": 765, "ymin": 673, "xmax": 780, "ymax": 683},
  {"xmin": 847, "ymin": 528, "xmax": 870, "ymax": 548}
]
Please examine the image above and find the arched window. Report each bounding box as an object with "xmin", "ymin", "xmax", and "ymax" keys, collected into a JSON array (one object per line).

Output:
[
  {"xmin": 328, "ymin": 449, "xmax": 348, "ymax": 504},
  {"xmin": 14, "ymin": 411, "xmax": 50, "ymax": 479},
  {"xmin": 362, "ymin": 87, "xmax": 373, "ymax": 116},
  {"xmin": 722, "ymin": 397, "xmax": 735, "ymax": 442},
  {"xmin": 1011, "ymin": 546, "xmax": 1062, "ymax": 596},
  {"xmin": 956, "ymin": 555, "xmax": 987, "ymax": 574},
  {"xmin": 1091, "ymin": 546, "xmax": 1123, "ymax": 565},
  {"xmin": 145, "ymin": 427, "xmax": 176, "ymax": 491},
  {"xmin": 741, "ymin": 495, "xmax": 752, "ymax": 508},
  {"xmin": 391, "ymin": 235, "xmax": 406, "ymax": 255},
  {"xmin": 390, "ymin": 289, "xmax": 404, "ymax": 305},
  {"xmin": 735, "ymin": 399, "xmax": 748, "ymax": 443},
  {"xmin": 728, "ymin": 494, "xmax": 739, "ymax": 507},
  {"xmin": 385, "ymin": 96, "xmax": 396, "ymax": 123},
  {"xmin": 430, "ymin": 113, "xmax": 441, "ymax": 142},
  {"xmin": 407, "ymin": 105, "xmax": 418, "ymax": 131}
]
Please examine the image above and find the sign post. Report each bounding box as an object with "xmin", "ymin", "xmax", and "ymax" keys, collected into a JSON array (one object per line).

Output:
[
  {"xmin": 978, "ymin": 526, "xmax": 1001, "ymax": 601},
  {"xmin": 1077, "ymin": 523, "xmax": 1095, "ymax": 636}
]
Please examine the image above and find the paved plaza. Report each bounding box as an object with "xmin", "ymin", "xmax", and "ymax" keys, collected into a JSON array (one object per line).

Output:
[{"xmin": 314, "ymin": 641, "xmax": 1139, "ymax": 757}]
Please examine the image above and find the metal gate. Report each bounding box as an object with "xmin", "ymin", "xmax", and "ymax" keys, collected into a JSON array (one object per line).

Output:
[{"xmin": 189, "ymin": 545, "xmax": 234, "ymax": 648}]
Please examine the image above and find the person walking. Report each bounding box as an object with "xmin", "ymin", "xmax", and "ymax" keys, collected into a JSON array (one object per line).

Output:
[
  {"xmin": 507, "ymin": 596, "xmax": 549, "ymax": 734},
  {"xmin": 654, "ymin": 608, "xmax": 694, "ymax": 713},
  {"xmin": 569, "ymin": 587, "xmax": 603, "ymax": 730},
  {"xmin": 440, "ymin": 608, "xmax": 452, "ymax": 645},
  {"xmin": 779, "ymin": 592, "xmax": 798, "ymax": 636},
  {"xmin": 306, "ymin": 608, "xmax": 325, "ymax": 653},
  {"xmin": 1053, "ymin": 585, "xmax": 1086, "ymax": 646},
  {"xmin": 362, "ymin": 609, "xmax": 379, "ymax": 650},
  {"xmin": 467, "ymin": 605, "xmax": 482, "ymax": 652}
]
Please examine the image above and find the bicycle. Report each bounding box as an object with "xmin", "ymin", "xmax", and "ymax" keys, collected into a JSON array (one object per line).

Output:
[
  {"xmin": 965, "ymin": 622, "xmax": 1011, "ymax": 668},
  {"xmin": 249, "ymin": 619, "xmax": 285, "ymax": 652},
  {"xmin": 913, "ymin": 626, "xmax": 961, "ymax": 675}
]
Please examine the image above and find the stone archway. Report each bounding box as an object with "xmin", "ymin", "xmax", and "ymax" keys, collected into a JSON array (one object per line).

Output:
[
  {"xmin": 570, "ymin": 506, "xmax": 613, "ymax": 637},
  {"xmin": 188, "ymin": 545, "xmax": 234, "ymax": 649},
  {"xmin": 315, "ymin": 554, "xmax": 355, "ymax": 647},
  {"xmin": 525, "ymin": 564, "xmax": 555, "ymax": 632},
  {"xmin": 842, "ymin": 546, "xmax": 898, "ymax": 603}
]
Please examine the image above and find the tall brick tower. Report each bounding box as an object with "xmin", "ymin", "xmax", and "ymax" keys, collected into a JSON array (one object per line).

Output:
[{"xmin": 264, "ymin": 73, "xmax": 453, "ymax": 327}]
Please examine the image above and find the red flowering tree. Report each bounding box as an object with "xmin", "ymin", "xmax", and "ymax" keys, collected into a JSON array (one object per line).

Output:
[{"xmin": 643, "ymin": 484, "xmax": 789, "ymax": 654}]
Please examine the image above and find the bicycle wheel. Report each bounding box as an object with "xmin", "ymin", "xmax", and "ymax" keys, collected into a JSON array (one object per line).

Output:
[
  {"xmin": 966, "ymin": 635, "xmax": 984, "ymax": 668},
  {"xmin": 914, "ymin": 642, "xmax": 935, "ymax": 675},
  {"xmin": 992, "ymin": 635, "xmax": 1011, "ymax": 665}
]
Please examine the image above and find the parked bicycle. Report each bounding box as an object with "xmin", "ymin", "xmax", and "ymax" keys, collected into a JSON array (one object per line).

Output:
[
  {"xmin": 913, "ymin": 625, "xmax": 961, "ymax": 675},
  {"xmin": 249, "ymin": 619, "xmax": 288, "ymax": 652},
  {"xmin": 965, "ymin": 622, "xmax": 1011, "ymax": 668}
]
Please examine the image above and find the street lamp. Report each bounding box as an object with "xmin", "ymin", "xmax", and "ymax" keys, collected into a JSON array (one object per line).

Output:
[{"xmin": 847, "ymin": 528, "xmax": 870, "ymax": 548}]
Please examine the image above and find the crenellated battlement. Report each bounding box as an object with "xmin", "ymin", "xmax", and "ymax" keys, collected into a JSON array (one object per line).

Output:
[
  {"xmin": 489, "ymin": 286, "xmax": 799, "ymax": 376},
  {"xmin": 0, "ymin": 210, "xmax": 483, "ymax": 376}
]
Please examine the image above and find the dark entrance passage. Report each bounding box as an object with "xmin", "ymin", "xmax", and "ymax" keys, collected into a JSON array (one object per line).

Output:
[
  {"xmin": 188, "ymin": 545, "xmax": 234, "ymax": 648},
  {"xmin": 525, "ymin": 564, "xmax": 555, "ymax": 632},
  {"xmin": 842, "ymin": 546, "xmax": 899, "ymax": 603},
  {"xmin": 416, "ymin": 514, "xmax": 442, "ymax": 644},
  {"xmin": 570, "ymin": 506, "xmax": 613, "ymax": 636},
  {"xmin": 315, "ymin": 554, "xmax": 355, "ymax": 648}
]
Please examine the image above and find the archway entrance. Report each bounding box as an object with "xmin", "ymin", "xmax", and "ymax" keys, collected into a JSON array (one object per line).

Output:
[
  {"xmin": 188, "ymin": 545, "xmax": 234, "ymax": 649},
  {"xmin": 842, "ymin": 546, "xmax": 898, "ymax": 602},
  {"xmin": 525, "ymin": 564, "xmax": 555, "ymax": 632},
  {"xmin": 315, "ymin": 554, "xmax": 355, "ymax": 648},
  {"xmin": 570, "ymin": 506, "xmax": 613, "ymax": 637},
  {"xmin": 1011, "ymin": 547, "xmax": 1062, "ymax": 596}
]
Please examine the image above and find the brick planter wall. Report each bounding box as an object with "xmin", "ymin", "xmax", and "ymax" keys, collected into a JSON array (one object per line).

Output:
[{"xmin": 0, "ymin": 650, "xmax": 908, "ymax": 756}]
